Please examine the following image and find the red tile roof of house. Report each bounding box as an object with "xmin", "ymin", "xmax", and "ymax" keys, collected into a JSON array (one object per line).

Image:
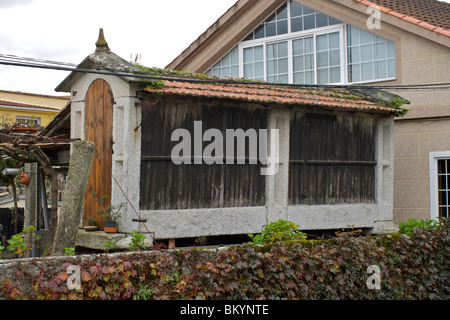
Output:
[
  {"xmin": 144, "ymin": 79, "xmax": 403, "ymax": 115},
  {"xmin": 356, "ymin": 0, "xmax": 450, "ymax": 37},
  {"xmin": 0, "ymin": 100, "xmax": 59, "ymax": 111}
]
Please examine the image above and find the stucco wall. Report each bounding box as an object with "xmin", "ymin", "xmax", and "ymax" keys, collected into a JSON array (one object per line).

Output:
[{"xmin": 392, "ymin": 31, "xmax": 450, "ymax": 222}]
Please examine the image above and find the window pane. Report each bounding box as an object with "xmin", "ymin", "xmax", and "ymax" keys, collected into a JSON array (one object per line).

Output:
[
  {"xmin": 267, "ymin": 60, "xmax": 276, "ymax": 75},
  {"xmin": 330, "ymin": 67, "xmax": 341, "ymax": 83},
  {"xmin": 291, "ymin": 17, "xmax": 303, "ymax": 32},
  {"xmin": 329, "ymin": 49, "xmax": 340, "ymax": 66},
  {"xmin": 329, "ymin": 17, "xmax": 341, "ymax": 25},
  {"xmin": 305, "ymin": 54, "xmax": 314, "ymax": 69},
  {"xmin": 317, "ymin": 51, "xmax": 328, "ymax": 68},
  {"xmin": 303, "ymin": 6, "xmax": 315, "ymax": 15},
  {"xmin": 388, "ymin": 58, "xmax": 396, "ymax": 78},
  {"xmin": 387, "ymin": 42, "xmax": 395, "ymax": 58},
  {"xmin": 206, "ymin": 47, "xmax": 239, "ymax": 78},
  {"xmin": 304, "ymin": 14, "xmax": 315, "ymax": 30},
  {"xmin": 361, "ymin": 44, "xmax": 373, "ymax": 62},
  {"xmin": 360, "ymin": 30, "xmax": 374, "ymax": 44},
  {"xmin": 254, "ymin": 25, "xmax": 265, "ymax": 39},
  {"xmin": 317, "ymin": 68, "xmax": 329, "ymax": 84},
  {"xmin": 278, "ymin": 41, "xmax": 288, "ymax": 56},
  {"xmin": 316, "ymin": 13, "xmax": 328, "ymax": 28},
  {"xmin": 277, "ymin": 20, "xmax": 288, "ymax": 35},
  {"xmin": 375, "ymin": 60, "xmax": 387, "ymax": 79},
  {"xmin": 279, "ymin": 58, "xmax": 288, "ymax": 73},
  {"xmin": 349, "ymin": 64, "xmax": 361, "ymax": 82},
  {"xmin": 305, "ymin": 70, "xmax": 314, "ymax": 83},
  {"xmin": 376, "ymin": 42, "xmax": 387, "ymax": 60},
  {"xmin": 266, "ymin": 21, "xmax": 276, "ymax": 37},
  {"xmin": 277, "ymin": 4, "xmax": 288, "ymax": 19},
  {"xmin": 254, "ymin": 46, "xmax": 264, "ymax": 60},
  {"xmin": 294, "ymin": 72, "xmax": 305, "ymax": 84},
  {"xmin": 244, "ymin": 63, "xmax": 253, "ymax": 78},
  {"xmin": 244, "ymin": 48, "xmax": 253, "ymax": 61},
  {"xmin": 317, "ymin": 34, "xmax": 328, "ymax": 51},
  {"xmin": 361, "ymin": 62, "xmax": 374, "ymax": 81},
  {"xmin": 349, "ymin": 26, "xmax": 360, "ymax": 45},
  {"xmin": 329, "ymin": 32, "xmax": 340, "ymax": 49},
  {"xmin": 291, "ymin": 1, "xmax": 303, "ymax": 17},
  {"xmin": 349, "ymin": 46, "xmax": 360, "ymax": 63},
  {"xmin": 293, "ymin": 56, "xmax": 304, "ymax": 71}
]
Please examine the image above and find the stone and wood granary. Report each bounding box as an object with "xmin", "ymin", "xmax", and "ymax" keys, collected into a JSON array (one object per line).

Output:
[{"xmin": 54, "ymin": 29, "xmax": 407, "ymax": 243}]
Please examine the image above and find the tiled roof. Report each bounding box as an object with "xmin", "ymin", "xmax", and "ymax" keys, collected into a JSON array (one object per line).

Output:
[
  {"xmin": 0, "ymin": 100, "xmax": 59, "ymax": 111},
  {"xmin": 356, "ymin": 0, "xmax": 450, "ymax": 37},
  {"xmin": 144, "ymin": 79, "xmax": 402, "ymax": 115}
]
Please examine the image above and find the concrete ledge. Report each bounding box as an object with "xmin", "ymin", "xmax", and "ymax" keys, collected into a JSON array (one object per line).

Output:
[
  {"xmin": 369, "ymin": 221, "xmax": 400, "ymax": 234},
  {"xmin": 140, "ymin": 206, "xmax": 267, "ymax": 239},
  {"xmin": 287, "ymin": 204, "xmax": 377, "ymax": 230},
  {"xmin": 76, "ymin": 230, "xmax": 153, "ymax": 250}
]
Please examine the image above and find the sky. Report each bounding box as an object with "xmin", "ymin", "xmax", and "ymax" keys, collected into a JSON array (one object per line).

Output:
[
  {"xmin": 0, "ymin": 0, "xmax": 449, "ymax": 96},
  {"xmin": 0, "ymin": 0, "xmax": 237, "ymax": 95}
]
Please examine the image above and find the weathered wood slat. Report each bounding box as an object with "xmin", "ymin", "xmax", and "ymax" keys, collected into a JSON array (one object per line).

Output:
[
  {"xmin": 288, "ymin": 112, "xmax": 376, "ymax": 205},
  {"xmin": 139, "ymin": 97, "xmax": 267, "ymax": 210}
]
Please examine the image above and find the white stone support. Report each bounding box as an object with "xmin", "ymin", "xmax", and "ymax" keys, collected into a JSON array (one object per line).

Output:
[
  {"xmin": 371, "ymin": 116, "xmax": 398, "ymax": 233},
  {"xmin": 265, "ymin": 108, "xmax": 290, "ymax": 224}
]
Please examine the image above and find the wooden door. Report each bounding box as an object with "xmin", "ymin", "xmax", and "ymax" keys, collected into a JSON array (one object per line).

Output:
[{"xmin": 83, "ymin": 79, "xmax": 114, "ymax": 230}]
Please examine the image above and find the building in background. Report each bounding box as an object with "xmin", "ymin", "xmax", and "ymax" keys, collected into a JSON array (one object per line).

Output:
[{"xmin": 0, "ymin": 89, "xmax": 69, "ymax": 127}]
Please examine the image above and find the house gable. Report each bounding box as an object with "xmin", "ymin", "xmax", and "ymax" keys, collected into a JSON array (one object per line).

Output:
[{"xmin": 166, "ymin": 0, "xmax": 450, "ymax": 74}]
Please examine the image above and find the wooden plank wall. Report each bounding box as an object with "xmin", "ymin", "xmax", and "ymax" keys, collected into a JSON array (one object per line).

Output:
[
  {"xmin": 139, "ymin": 98, "xmax": 267, "ymax": 210},
  {"xmin": 288, "ymin": 112, "xmax": 376, "ymax": 205}
]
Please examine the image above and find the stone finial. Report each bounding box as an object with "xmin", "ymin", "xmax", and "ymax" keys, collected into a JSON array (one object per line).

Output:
[{"xmin": 95, "ymin": 28, "xmax": 110, "ymax": 52}]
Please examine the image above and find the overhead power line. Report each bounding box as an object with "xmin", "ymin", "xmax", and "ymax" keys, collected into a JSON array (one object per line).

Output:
[{"xmin": 1, "ymin": 54, "xmax": 450, "ymax": 91}]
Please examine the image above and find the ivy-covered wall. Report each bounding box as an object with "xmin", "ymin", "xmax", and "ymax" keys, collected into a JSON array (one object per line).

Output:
[{"xmin": 1, "ymin": 220, "xmax": 449, "ymax": 300}]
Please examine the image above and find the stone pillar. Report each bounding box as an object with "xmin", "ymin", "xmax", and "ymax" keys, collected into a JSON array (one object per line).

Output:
[
  {"xmin": 265, "ymin": 108, "xmax": 291, "ymax": 223},
  {"xmin": 52, "ymin": 141, "xmax": 95, "ymax": 255},
  {"xmin": 371, "ymin": 117, "xmax": 399, "ymax": 234}
]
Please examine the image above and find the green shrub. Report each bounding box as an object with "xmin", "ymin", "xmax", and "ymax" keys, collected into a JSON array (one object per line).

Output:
[
  {"xmin": 398, "ymin": 218, "xmax": 442, "ymax": 234},
  {"xmin": 248, "ymin": 219, "xmax": 307, "ymax": 244},
  {"xmin": 128, "ymin": 230, "xmax": 150, "ymax": 251}
]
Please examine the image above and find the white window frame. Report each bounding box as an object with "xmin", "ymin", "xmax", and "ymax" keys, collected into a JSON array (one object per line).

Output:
[
  {"xmin": 15, "ymin": 115, "xmax": 41, "ymax": 127},
  {"xmin": 239, "ymin": 24, "xmax": 345, "ymax": 84},
  {"xmin": 429, "ymin": 151, "xmax": 450, "ymax": 220}
]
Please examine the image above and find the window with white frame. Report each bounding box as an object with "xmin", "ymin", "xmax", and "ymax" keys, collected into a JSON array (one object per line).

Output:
[
  {"xmin": 206, "ymin": 0, "xmax": 396, "ymax": 85},
  {"xmin": 16, "ymin": 115, "xmax": 41, "ymax": 127},
  {"xmin": 429, "ymin": 152, "xmax": 450, "ymax": 220}
]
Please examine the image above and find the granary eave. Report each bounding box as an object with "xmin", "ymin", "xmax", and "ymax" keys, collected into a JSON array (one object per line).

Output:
[{"xmin": 141, "ymin": 78, "xmax": 408, "ymax": 117}]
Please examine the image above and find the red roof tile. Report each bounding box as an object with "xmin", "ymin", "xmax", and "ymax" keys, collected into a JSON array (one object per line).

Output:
[
  {"xmin": 0, "ymin": 100, "xmax": 59, "ymax": 111},
  {"xmin": 144, "ymin": 80, "xmax": 400, "ymax": 115},
  {"xmin": 355, "ymin": 0, "xmax": 450, "ymax": 36}
]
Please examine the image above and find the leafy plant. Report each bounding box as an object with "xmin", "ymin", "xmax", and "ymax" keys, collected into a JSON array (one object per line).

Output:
[
  {"xmin": 86, "ymin": 219, "xmax": 97, "ymax": 226},
  {"xmin": 64, "ymin": 247, "xmax": 75, "ymax": 256},
  {"xmin": 128, "ymin": 230, "xmax": 150, "ymax": 251},
  {"xmin": 90, "ymin": 191, "xmax": 125, "ymax": 222},
  {"xmin": 248, "ymin": 219, "xmax": 307, "ymax": 245},
  {"xmin": 104, "ymin": 240, "xmax": 117, "ymax": 253},
  {"xmin": 6, "ymin": 226, "xmax": 40, "ymax": 257},
  {"xmin": 398, "ymin": 218, "xmax": 442, "ymax": 234},
  {"xmin": 0, "ymin": 245, "xmax": 4, "ymax": 259},
  {"xmin": 133, "ymin": 285, "xmax": 155, "ymax": 300}
]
